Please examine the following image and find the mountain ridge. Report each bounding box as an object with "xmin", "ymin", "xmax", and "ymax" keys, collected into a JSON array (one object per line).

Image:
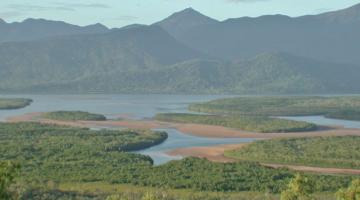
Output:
[
  {"xmin": 161, "ymin": 4, "xmax": 360, "ymax": 64},
  {"xmin": 0, "ymin": 18, "xmax": 109, "ymax": 43},
  {"xmin": 1, "ymin": 3, "xmax": 360, "ymax": 94}
]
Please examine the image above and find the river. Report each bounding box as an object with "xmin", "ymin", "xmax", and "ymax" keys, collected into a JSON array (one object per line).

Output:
[{"xmin": 1, "ymin": 94, "xmax": 360, "ymax": 165}]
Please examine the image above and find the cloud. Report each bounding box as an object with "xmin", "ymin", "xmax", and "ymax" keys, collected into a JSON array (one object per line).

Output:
[
  {"xmin": 54, "ymin": 3, "xmax": 110, "ymax": 9},
  {"xmin": 7, "ymin": 4, "xmax": 74, "ymax": 12},
  {"xmin": 6, "ymin": 3, "xmax": 110, "ymax": 13}
]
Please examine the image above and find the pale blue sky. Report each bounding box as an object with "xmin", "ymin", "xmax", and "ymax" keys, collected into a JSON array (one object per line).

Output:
[{"xmin": 1, "ymin": 0, "xmax": 360, "ymax": 28}]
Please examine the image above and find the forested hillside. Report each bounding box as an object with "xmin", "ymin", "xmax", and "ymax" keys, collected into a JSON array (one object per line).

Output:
[{"xmin": 0, "ymin": 4, "xmax": 360, "ymax": 94}]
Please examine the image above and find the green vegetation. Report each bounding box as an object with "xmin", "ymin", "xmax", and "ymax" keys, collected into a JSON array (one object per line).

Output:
[
  {"xmin": 225, "ymin": 136, "xmax": 360, "ymax": 169},
  {"xmin": 21, "ymin": 186, "xmax": 336, "ymax": 200},
  {"xmin": 281, "ymin": 174, "xmax": 314, "ymax": 200},
  {"xmin": 336, "ymin": 179, "xmax": 360, "ymax": 200},
  {"xmin": 0, "ymin": 98, "xmax": 32, "ymax": 109},
  {"xmin": 0, "ymin": 122, "xmax": 356, "ymax": 199},
  {"xmin": 43, "ymin": 111, "xmax": 107, "ymax": 121},
  {"xmin": 0, "ymin": 161, "xmax": 20, "ymax": 199},
  {"xmin": 0, "ymin": 122, "xmax": 167, "ymax": 183},
  {"xmin": 0, "ymin": 123, "xmax": 351, "ymax": 193},
  {"xmin": 190, "ymin": 96, "xmax": 360, "ymax": 121},
  {"xmin": 155, "ymin": 113, "xmax": 317, "ymax": 133},
  {"xmin": 127, "ymin": 157, "xmax": 354, "ymax": 193}
]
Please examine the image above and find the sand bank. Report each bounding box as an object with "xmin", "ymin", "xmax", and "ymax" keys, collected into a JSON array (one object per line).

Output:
[
  {"xmin": 169, "ymin": 144, "xmax": 360, "ymax": 175},
  {"xmin": 6, "ymin": 112, "xmax": 360, "ymax": 139}
]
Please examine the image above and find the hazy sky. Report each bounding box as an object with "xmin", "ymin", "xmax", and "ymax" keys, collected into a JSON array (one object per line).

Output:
[{"xmin": 1, "ymin": 0, "xmax": 360, "ymax": 28}]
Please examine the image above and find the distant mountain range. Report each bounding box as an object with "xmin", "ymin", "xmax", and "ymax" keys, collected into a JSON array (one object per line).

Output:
[
  {"xmin": 0, "ymin": 3, "xmax": 360, "ymax": 94},
  {"xmin": 0, "ymin": 18, "xmax": 109, "ymax": 43}
]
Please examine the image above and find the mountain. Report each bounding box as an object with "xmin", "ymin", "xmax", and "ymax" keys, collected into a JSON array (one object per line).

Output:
[
  {"xmin": 0, "ymin": 18, "xmax": 109, "ymax": 43},
  {"xmin": 159, "ymin": 4, "xmax": 360, "ymax": 65},
  {"xmin": 1, "ymin": 50, "xmax": 359, "ymax": 94},
  {"xmin": 0, "ymin": 24, "xmax": 203, "ymax": 92},
  {"xmin": 1, "ymin": 4, "xmax": 360, "ymax": 94},
  {"xmin": 155, "ymin": 7, "xmax": 218, "ymax": 39}
]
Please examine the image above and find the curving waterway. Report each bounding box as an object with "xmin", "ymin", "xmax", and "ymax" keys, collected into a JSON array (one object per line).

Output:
[
  {"xmin": 1, "ymin": 94, "xmax": 360, "ymax": 165},
  {"xmin": 0, "ymin": 94, "xmax": 252, "ymax": 164}
]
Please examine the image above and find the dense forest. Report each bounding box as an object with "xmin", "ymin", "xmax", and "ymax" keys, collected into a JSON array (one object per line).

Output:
[
  {"xmin": 42, "ymin": 111, "xmax": 107, "ymax": 121},
  {"xmin": 0, "ymin": 98, "xmax": 32, "ymax": 109},
  {"xmin": 190, "ymin": 96, "xmax": 360, "ymax": 121},
  {"xmin": 0, "ymin": 122, "xmax": 167, "ymax": 182},
  {"xmin": 0, "ymin": 123, "xmax": 356, "ymax": 195},
  {"xmin": 155, "ymin": 113, "xmax": 317, "ymax": 133},
  {"xmin": 225, "ymin": 136, "xmax": 360, "ymax": 169}
]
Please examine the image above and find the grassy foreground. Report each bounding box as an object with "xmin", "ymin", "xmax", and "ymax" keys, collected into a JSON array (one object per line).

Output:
[
  {"xmin": 0, "ymin": 98, "xmax": 32, "ymax": 109},
  {"xmin": 225, "ymin": 136, "xmax": 360, "ymax": 169},
  {"xmin": 42, "ymin": 111, "xmax": 107, "ymax": 121},
  {"xmin": 155, "ymin": 113, "xmax": 317, "ymax": 133},
  {"xmin": 189, "ymin": 96, "xmax": 360, "ymax": 121}
]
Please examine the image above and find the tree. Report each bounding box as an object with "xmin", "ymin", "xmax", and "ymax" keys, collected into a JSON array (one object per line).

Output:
[
  {"xmin": 336, "ymin": 179, "xmax": 360, "ymax": 200},
  {"xmin": 0, "ymin": 161, "xmax": 20, "ymax": 199},
  {"xmin": 281, "ymin": 174, "xmax": 314, "ymax": 200}
]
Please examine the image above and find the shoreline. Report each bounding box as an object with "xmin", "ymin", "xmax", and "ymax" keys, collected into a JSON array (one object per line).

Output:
[
  {"xmin": 168, "ymin": 144, "xmax": 360, "ymax": 175},
  {"xmin": 6, "ymin": 112, "xmax": 360, "ymax": 175},
  {"xmin": 6, "ymin": 112, "xmax": 360, "ymax": 139}
]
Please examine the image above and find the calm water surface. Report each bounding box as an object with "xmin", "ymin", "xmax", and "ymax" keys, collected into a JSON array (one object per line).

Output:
[
  {"xmin": 136, "ymin": 129, "xmax": 254, "ymax": 165},
  {"xmin": 0, "ymin": 94, "xmax": 246, "ymax": 164},
  {"xmin": 1, "ymin": 94, "xmax": 360, "ymax": 164},
  {"xmin": 0, "ymin": 94, "xmax": 232, "ymax": 121}
]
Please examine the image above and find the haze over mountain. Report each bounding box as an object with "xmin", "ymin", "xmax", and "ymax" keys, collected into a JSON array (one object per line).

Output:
[
  {"xmin": 158, "ymin": 4, "xmax": 360, "ymax": 64},
  {"xmin": 0, "ymin": 18, "xmax": 109, "ymax": 43},
  {"xmin": 0, "ymin": 3, "xmax": 359, "ymax": 94}
]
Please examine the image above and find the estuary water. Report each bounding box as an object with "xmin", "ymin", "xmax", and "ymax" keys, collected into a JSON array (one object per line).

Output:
[
  {"xmin": 1, "ymin": 94, "xmax": 360, "ymax": 164},
  {"xmin": 136, "ymin": 129, "xmax": 254, "ymax": 165},
  {"xmin": 0, "ymin": 94, "xmax": 254, "ymax": 164},
  {"xmin": 0, "ymin": 94, "xmax": 232, "ymax": 121}
]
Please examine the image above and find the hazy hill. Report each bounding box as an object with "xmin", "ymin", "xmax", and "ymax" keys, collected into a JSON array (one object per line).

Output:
[
  {"xmin": 2, "ymin": 51, "xmax": 359, "ymax": 94},
  {"xmin": 0, "ymin": 4, "xmax": 360, "ymax": 94},
  {"xmin": 0, "ymin": 25, "xmax": 202, "ymax": 92},
  {"xmin": 0, "ymin": 18, "xmax": 109, "ymax": 43},
  {"xmin": 160, "ymin": 4, "xmax": 360, "ymax": 65}
]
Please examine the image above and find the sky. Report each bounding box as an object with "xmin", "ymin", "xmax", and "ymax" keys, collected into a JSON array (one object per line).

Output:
[{"xmin": 0, "ymin": 0, "xmax": 360, "ymax": 28}]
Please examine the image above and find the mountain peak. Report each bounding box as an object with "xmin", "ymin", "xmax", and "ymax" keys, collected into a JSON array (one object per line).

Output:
[
  {"xmin": 155, "ymin": 7, "xmax": 218, "ymax": 38},
  {"xmin": 0, "ymin": 18, "xmax": 5, "ymax": 24},
  {"xmin": 169, "ymin": 7, "xmax": 217, "ymax": 21},
  {"xmin": 179, "ymin": 7, "xmax": 198, "ymax": 14},
  {"xmin": 84, "ymin": 23, "xmax": 108, "ymax": 31}
]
